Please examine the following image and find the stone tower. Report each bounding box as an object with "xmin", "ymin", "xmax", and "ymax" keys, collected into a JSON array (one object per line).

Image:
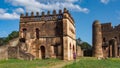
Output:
[{"xmin": 92, "ymin": 20, "xmax": 103, "ymax": 58}]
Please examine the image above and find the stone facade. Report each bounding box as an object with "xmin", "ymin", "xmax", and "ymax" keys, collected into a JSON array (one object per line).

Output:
[
  {"xmin": 92, "ymin": 20, "xmax": 120, "ymax": 58},
  {"xmin": 19, "ymin": 8, "xmax": 76, "ymax": 60}
]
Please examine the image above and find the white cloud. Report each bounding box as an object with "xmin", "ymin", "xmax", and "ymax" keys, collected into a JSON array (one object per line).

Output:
[
  {"xmin": 0, "ymin": 9, "xmax": 6, "ymax": 14},
  {"xmin": 100, "ymin": 0, "xmax": 110, "ymax": 4},
  {"xmin": 0, "ymin": 8, "xmax": 19, "ymax": 20},
  {"xmin": 6, "ymin": 0, "xmax": 89, "ymax": 13},
  {"xmin": 14, "ymin": 8, "xmax": 25, "ymax": 13}
]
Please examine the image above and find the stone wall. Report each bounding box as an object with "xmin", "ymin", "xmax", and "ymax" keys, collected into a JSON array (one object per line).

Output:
[
  {"xmin": 77, "ymin": 46, "xmax": 83, "ymax": 57},
  {"xmin": 0, "ymin": 45, "xmax": 8, "ymax": 60},
  {"xmin": 101, "ymin": 23, "xmax": 120, "ymax": 57}
]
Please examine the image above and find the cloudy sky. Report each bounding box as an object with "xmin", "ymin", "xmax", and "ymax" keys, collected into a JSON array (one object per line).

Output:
[{"xmin": 0, "ymin": 0, "xmax": 120, "ymax": 45}]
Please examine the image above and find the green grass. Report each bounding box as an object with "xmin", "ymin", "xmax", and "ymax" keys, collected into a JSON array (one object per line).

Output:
[
  {"xmin": 63, "ymin": 57, "xmax": 120, "ymax": 68},
  {"xmin": 1, "ymin": 57, "xmax": 120, "ymax": 68},
  {"xmin": 0, "ymin": 58, "xmax": 62, "ymax": 68}
]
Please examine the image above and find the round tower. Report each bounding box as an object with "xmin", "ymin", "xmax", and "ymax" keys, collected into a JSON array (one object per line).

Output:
[{"xmin": 92, "ymin": 20, "xmax": 103, "ymax": 58}]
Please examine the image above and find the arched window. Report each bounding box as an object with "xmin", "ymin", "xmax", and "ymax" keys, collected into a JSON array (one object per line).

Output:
[
  {"xmin": 103, "ymin": 37, "xmax": 106, "ymax": 42},
  {"xmin": 22, "ymin": 28, "xmax": 27, "ymax": 38},
  {"xmin": 36, "ymin": 28, "xmax": 39, "ymax": 39},
  {"xmin": 70, "ymin": 43, "xmax": 71, "ymax": 49},
  {"xmin": 114, "ymin": 37, "xmax": 117, "ymax": 39},
  {"xmin": 73, "ymin": 45, "xmax": 75, "ymax": 52},
  {"xmin": 119, "ymin": 34, "xmax": 120, "ymax": 42}
]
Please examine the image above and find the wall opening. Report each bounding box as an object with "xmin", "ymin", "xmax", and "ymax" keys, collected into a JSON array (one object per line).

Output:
[
  {"xmin": 40, "ymin": 46, "xmax": 45, "ymax": 59},
  {"xmin": 36, "ymin": 28, "xmax": 39, "ymax": 39},
  {"xmin": 22, "ymin": 28, "xmax": 27, "ymax": 38}
]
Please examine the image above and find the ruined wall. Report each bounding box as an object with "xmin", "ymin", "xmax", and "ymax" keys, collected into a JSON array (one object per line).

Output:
[
  {"xmin": 0, "ymin": 45, "xmax": 8, "ymax": 60},
  {"xmin": 101, "ymin": 23, "xmax": 120, "ymax": 57},
  {"xmin": 77, "ymin": 46, "xmax": 83, "ymax": 57}
]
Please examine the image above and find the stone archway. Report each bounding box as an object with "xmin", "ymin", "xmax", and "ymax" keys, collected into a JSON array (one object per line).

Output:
[
  {"xmin": 73, "ymin": 45, "xmax": 75, "ymax": 52},
  {"xmin": 40, "ymin": 46, "xmax": 45, "ymax": 59}
]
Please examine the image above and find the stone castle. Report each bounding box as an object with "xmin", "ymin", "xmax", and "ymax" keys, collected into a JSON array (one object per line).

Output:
[
  {"xmin": 0, "ymin": 8, "xmax": 77, "ymax": 60},
  {"xmin": 18, "ymin": 8, "xmax": 76, "ymax": 60},
  {"xmin": 1, "ymin": 8, "xmax": 120, "ymax": 61},
  {"xmin": 93, "ymin": 20, "xmax": 120, "ymax": 58}
]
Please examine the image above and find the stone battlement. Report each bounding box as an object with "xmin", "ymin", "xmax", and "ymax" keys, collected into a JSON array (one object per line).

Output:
[
  {"xmin": 101, "ymin": 23, "xmax": 120, "ymax": 32},
  {"xmin": 20, "ymin": 8, "xmax": 74, "ymax": 24}
]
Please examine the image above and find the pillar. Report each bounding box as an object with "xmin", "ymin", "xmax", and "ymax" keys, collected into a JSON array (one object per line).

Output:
[{"xmin": 92, "ymin": 20, "xmax": 103, "ymax": 58}]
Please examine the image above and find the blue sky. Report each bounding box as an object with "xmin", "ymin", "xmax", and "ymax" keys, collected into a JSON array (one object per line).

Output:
[{"xmin": 0, "ymin": 0, "xmax": 120, "ymax": 45}]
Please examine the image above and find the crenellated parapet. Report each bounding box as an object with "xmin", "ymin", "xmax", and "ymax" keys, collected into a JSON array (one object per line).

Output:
[
  {"xmin": 101, "ymin": 23, "xmax": 120, "ymax": 32},
  {"xmin": 20, "ymin": 8, "xmax": 74, "ymax": 24}
]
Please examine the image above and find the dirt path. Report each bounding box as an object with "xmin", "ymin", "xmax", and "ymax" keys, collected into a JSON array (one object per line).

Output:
[{"xmin": 45, "ymin": 59, "xmax": 80, "ymax": 68}]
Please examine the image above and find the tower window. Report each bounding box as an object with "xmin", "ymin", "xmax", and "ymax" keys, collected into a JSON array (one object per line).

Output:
[
  {"xmin": 103, "ymin": 37, "xmax": 106, "ymax": 42},
  {"xmin": 36, "ymin": 28, "xmax": 39, "ymax": 39},
  {"xmin": 22, "ymin": 28, "xmax": 27, "ymax": 38}
]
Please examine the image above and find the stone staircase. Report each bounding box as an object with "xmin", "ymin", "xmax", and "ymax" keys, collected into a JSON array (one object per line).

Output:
[{"xmin": 7, "ymin": 38, "xmax": 35, "ymax": 60}]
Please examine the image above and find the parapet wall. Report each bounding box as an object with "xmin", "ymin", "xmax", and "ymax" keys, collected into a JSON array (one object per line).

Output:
[
  {"xmin": 20, "ymin": 8, "xmax": 74, "ymax": 25},
  {"xmin": 101, "ymin": 23, "xmax": 120, "ymax": 32}
]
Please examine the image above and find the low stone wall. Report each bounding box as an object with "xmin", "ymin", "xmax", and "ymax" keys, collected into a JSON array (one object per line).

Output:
[
  {"xmin": 77, "ymin": 46, "xmax": 83, "ymax": 57},
  {"xmin": 8, "ymin": 47, "xmax": 18, "ymax": 59},
  {"xmin": 0, "ymin": 45, "xmax": 8, "ymax": 60},
  {"xmin": 18, "ymin": 50, "xmax": 35, "ymax": 60},
  {"xmin": 8, "ymin": 45, "xmax": 35, "ymax": 60}
]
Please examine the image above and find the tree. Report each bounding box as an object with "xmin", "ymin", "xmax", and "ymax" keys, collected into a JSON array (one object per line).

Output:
[
  {"xmin": 8, "ymin": 31, "xmax": 19, "ymax": 40},
  {"xmin": 0, "ymin": 31, "xmax": 19, "ymax": 46},
  {"xmin": 80, "ymin": 42, "xmax": 92, "ymax": 50}
]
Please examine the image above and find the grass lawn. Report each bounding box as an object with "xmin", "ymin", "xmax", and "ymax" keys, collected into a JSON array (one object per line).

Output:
[
  {"xmin": 63, "ymin": 57, "xmax": 120, "ymax": 68},
  {"xmin": 1, "ymin": 57, "xmax": 120, "ymax": 68},
  {"xmin": 0, "ymin": 58, "xmax": 62, "ymax": 68}
]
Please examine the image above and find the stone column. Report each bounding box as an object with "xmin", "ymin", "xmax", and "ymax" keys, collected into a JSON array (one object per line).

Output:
[
  {"xmin": 109, "ymin": 44, "xmax": 112, "ymax": 57},
  {"xmin": 113, "ymin": 39, "xmax": 118, "ymax": 57},
  {"xmin": 92, "ymin": 20, "xmax": 103, "ymax": 58}
]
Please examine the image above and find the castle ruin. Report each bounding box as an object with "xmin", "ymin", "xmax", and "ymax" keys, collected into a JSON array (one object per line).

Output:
[
  {"xmin": 18, "ymin": 8, "xmax": 76, "ymax": 60},
  {"xmin": 92, "ymin": 20, "xmax": 120, "ymax": 58}
]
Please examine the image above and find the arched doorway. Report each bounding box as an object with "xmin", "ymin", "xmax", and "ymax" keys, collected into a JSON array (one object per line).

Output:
[{"xmin": 40, "ymin": 46, "xmax": 45, "ymax": 59}]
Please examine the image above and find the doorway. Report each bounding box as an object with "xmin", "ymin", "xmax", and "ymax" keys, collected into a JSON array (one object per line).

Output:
[{"xmin": 40, "ymin": 46, "xmax": 45, "ymax": 59}]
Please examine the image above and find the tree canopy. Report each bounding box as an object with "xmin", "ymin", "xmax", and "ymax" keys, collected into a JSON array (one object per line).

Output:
[
  {"xmin": 76, "ymin": 38, "xmax": 92, "ymax": 50},
  {"xmin": 0, "ymin": 31, "xmax": 19, "ymax": 46}
]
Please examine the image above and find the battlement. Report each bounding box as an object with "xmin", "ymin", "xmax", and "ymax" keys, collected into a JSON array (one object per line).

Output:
[
  {"xmin": 20, "ymin": 8, "xmax": 74, "ymax": 23},
  {"xmin": 101, "ymin": 23, "xmax": 120, "ymax": 32},
  {"xmin": 101, "ymin": 23, "xmax": 113, "ymax": 32}
]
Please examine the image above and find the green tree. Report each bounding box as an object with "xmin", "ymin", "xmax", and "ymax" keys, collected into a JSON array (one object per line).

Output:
[
  {"xmin": 81, "ymin": 42, "xmax": 92, "ymax": 50},
  {"xmin": 8, "ymin": 31, "xmax": 19, "ymax": 39},
  {"xmin": 0, "ymin": 31, "xmax": 19, "ymax": 46}
]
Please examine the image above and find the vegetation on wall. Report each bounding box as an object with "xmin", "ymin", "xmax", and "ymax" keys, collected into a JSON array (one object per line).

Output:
[{"xmin": 0, "ymin": 31, "xmax": 19, "ymax": 46}]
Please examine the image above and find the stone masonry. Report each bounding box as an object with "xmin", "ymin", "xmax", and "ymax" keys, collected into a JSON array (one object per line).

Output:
[{"xmin": 92, "ymin": 20, "xmax": 103, "ymax": 58}]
